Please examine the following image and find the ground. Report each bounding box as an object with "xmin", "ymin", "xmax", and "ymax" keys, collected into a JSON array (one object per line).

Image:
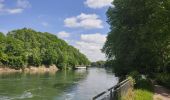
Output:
[{"xmin": 154, "ymin": 84, "xmax": 170, "ymax": 100}]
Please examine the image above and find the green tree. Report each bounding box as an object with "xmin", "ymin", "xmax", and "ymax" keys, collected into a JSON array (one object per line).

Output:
[
  {"xmin": 103, "ymin": 0, "xmax": 170, "ymax": 77},
  {"xmin": 0, "ymin": 28, "xmax": 90, "ymax": 69}
]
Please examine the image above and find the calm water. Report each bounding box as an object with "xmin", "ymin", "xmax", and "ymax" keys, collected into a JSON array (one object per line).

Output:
[{"xmin": 0, "ymin": 68, "xmax": 118, "ymax": 100}]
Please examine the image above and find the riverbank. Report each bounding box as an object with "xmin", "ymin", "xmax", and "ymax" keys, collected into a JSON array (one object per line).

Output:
[{"xmin": 0, "ymin": 65, "xmax": 58, "ymax": 74}]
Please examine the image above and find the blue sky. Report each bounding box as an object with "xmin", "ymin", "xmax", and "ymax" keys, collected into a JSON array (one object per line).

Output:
[{"xmin": 0, "ymin": 0, "xmax": 113, "ymax": 61}]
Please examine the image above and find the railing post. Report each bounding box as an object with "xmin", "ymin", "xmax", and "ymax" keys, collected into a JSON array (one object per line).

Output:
[
  {"xmin": 92, "ymin": 79, "xmax": 132, "ymax": 100},
  {"xmin": 110, "ymin": 89, "xmax": 112, "ymax": 100}
]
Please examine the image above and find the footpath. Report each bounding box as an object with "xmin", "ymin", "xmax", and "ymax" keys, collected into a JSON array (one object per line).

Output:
[{"xmin": 153, "ymin": 84, "xmax": 170, "ymax": 100}]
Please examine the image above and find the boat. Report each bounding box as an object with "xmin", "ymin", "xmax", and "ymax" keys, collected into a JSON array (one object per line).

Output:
[{"xmin": 74, "ymin": 65, "xmax": 87, "ymax": 69}]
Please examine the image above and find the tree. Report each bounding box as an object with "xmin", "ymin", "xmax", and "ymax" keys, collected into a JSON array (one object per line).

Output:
[
  {"xmin": 103, "ymin": 0, "xmax": 170, "ymax": 77},
  {"xmin": 0, "ymin": 28, "xmax": 90, "ymax": 69}
]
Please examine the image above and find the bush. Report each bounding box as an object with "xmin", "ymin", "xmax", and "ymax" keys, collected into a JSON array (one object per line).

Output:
[
  {"xmin": 135, "ymin": 79, "xmax": 153, "ymax": 92},
  {"xmin": 129, "ymin": 72, "xmax": 154, "ymax": 100},
  {"xmin": 129, "ymin": 71, "xmax": 141, "ymax": 83},
  {"xmin": 134, "ymin": 79, "xmax": 154, "ymax": 100},
  {"xmin": 156, "ymin": 73, "xmax": 170, "ymax": 89},
  {"xmin": 8, "ymin": 56, "xmax": 24, "ymax": 69}
]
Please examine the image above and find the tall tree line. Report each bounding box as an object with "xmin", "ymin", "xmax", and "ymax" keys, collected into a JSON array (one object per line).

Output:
[
  {"xmin": 0, "ymin": 28, "xmax": 90, "ymax": 69},
  {"xmin": 103, "ymin": 0, "xmax": 170, "ymax": 77}
]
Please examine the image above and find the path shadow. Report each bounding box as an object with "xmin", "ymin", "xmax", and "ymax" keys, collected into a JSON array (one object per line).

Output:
[{"xmin": 154, "ymin": 84, "xmax": 170, "ymax": 99}]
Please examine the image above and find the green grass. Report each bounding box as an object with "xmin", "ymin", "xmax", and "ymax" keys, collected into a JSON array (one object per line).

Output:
[
  {"xmin": 134, "ymin": 79, "xmax": 154, "ymax": 100},
  {"xmin": 134, "ymin": 89, "xmax": 153, "ymax": 100}
]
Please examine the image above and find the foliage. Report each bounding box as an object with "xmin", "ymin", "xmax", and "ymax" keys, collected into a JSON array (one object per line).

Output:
[
  {"xmin": 91, "ymin": 60, "xmax": 105, "ymax": 67},
  {"xmin": 103, "ymin": 0, "xmax": 170, "ymax": 77},
  {"xmin": 135, "ymin": 79, "xmax": 153, "ymax": 91},
  {"xmin": 0, "ymin": 28, "xmax": 90, "ymax": 69},
  {"xmin": 129, "ymin": 71, "xmax": 141, "ymax": 83},
  {"xmin": 134, "ymin": 79, "xmax": 154, "ymax": 100},
  {"xmin": 156, "ymin": 73, "xmax": 170, "ymax": 89}
]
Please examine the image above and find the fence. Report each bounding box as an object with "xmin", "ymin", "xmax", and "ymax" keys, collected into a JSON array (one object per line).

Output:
[{"xmin": 92, "ymin": 78, "xmax": 133, "ymax": 100}]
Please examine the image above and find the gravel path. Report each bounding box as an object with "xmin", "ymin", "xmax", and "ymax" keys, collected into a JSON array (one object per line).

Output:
[{"xmin": 153, "ymin": 85, "xmax": 170, "ymax": 100}]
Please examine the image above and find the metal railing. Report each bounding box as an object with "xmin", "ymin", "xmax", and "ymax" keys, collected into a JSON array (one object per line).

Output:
[{"xmin": 92, "ymin": 78, "xmax": 133, "ymax": 100}]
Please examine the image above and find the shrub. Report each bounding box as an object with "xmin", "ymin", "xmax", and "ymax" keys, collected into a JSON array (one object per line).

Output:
[
  {"xmin": 129, "ymin": 71, "xmax": 141, "ymax": 83},
  {"xmin": 135, "ymin": 79, "xmax": 153, "ymax": 91},
  {"xmin": 134, "ymin": 79, "xmax": 154, "ymax": 100},
  {"xmin": 156, "ymin": 73, "xmax": 170, "ymax": 89}
]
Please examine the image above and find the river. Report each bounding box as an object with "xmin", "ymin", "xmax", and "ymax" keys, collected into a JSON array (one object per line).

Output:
[{"xmin": 0, "ymin": 68, "xmax": 118, "ymax": 100}]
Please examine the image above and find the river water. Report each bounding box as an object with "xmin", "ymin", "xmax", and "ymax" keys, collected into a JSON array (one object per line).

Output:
[{"xmin": 0, "ymin": 68, "xmax": 118, "ymax": 100}]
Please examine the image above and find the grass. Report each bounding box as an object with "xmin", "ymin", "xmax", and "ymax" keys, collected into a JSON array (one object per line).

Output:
[
  {"xmin": 134, "ymin": 79, "xmax": 154, "ymax": 100},
  {"xmin": 122, "ymin": 88, "xmax": 134, "ymax": 100},
  {"xmin": 134, "ymin": 89, "xmax": 153, "ymax": 100}
]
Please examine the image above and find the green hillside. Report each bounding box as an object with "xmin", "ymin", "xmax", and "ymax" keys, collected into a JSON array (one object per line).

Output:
[{"xmin": 0, "ymin": 28, "xmax": 90, "ymax": 69}]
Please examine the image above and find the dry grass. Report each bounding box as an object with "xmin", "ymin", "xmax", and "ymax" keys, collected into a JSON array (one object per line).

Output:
[{"xmin": 122, "ymin": 89, "xmax": 134, "ymax": 100}]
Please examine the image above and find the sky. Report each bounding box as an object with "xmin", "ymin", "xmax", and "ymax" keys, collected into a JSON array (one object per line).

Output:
[{"xmin": 0, "ymin": 0, "xmax": 113, "ymax": 62}]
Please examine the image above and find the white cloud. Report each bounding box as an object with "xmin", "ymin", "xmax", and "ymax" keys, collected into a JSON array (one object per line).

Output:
[
  {"xmin": 77, "ymin": 13, "xmax": 98, "ymax": 19},
  {"xmin": 7, "ymin": 8, "xmax": 23, "ymax": 14},
  {"xmin": 57, "ymin": 31, "xmax": 70, "ymax": 39},
  {"xmin": 41, "ymin": 22, "xmax": 49, "ymax": 27},
  {"xmin": 64, "ymin": 13, "xmax": 103, "ymax": 29},
  {"xmin": 74, "ymin": 33, "xmax": 106, "ymax": 62},
  {"xmin": 84, "ymin": 0, "xmax": 113, "ymax": 9},
  {"xmin": 0, "ymin": 0, "xmax": 30, "ymax": 15},
  {"xmin": 64, "ymin": 17, "xmax": 78, "ymax": 28},
  {"xmin": 17, "ymin": 0, "xmax": 31, "ymax": 8},
  {"xmin": 81, "ymin": 33, "xmax": 106, "ymax": 44}
]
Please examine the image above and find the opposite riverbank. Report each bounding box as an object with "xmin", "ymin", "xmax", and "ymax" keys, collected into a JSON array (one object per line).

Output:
[{"xmin": 0, "ymin": 65, "xmax": 58, "ymax": 74}]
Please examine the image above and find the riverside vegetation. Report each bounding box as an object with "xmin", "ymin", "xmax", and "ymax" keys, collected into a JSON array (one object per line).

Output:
[
  {"xmin": 103, "ymin": 0, "xmax": 170, "ymax": 99},
  {"xmin": 0, "ymin": 28, "xmax": 90, "ymax": 71}
]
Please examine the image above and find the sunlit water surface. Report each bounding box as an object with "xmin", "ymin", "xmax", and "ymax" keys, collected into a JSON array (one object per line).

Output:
[{"xmin": 0, "ymin": 68, "xmax": 118, "ymax": 100}]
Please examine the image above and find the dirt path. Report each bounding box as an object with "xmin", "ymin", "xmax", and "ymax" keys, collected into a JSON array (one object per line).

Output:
[{"xmin": 153, "ymin": 84, "xmax": 170, "ymax": 100}]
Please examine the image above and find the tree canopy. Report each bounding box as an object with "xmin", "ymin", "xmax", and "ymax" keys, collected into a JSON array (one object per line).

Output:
[
  {"xmin": 91, "ymin": 60, "xmax": 105, "ymax": 67},
  {"xmin": 103, "ymin": 0, "xmax": 170, "ymax": 77},
  {"xmin": 0, "ymin": 28, "xmax": 90, "ymax": 69}
]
